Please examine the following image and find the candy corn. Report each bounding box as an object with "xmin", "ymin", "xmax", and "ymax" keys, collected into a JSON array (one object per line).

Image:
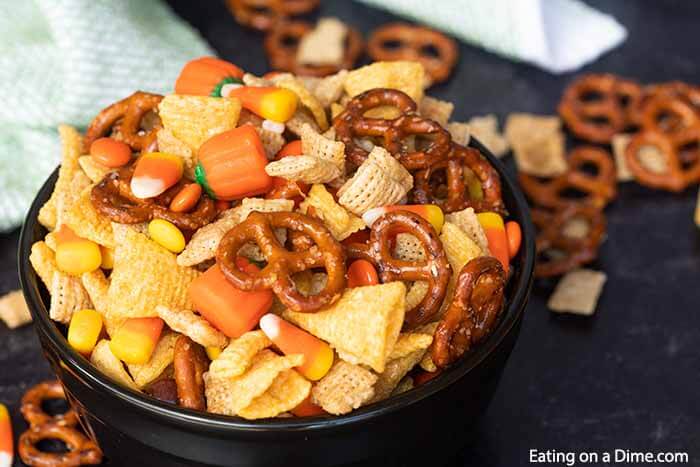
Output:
[
  {"xmin": 174, "ymin": 57, "xmax": 245, "ymax": 97},
  {"xmin": 205, "ymin": 346, "xmax": 222, "ymax": 361},
  {"xmin": 259, "ymin": 314, "xmax": 334, "ymax": 381},
  {"xmin": 0, "ymin": 404, "xmax": 12, "ymax": 467},
  {"xmin": 170, "ymin": 183, "xmax": 203, "ymax": 213},
  {"xmin": 53, "ymin": 224, "xmax": 81, "ymax": 244},
  {"xmin": 100, "ymin": 246, "xmax": 114, "ymax": 270},
  {"xmin": 505, "ymin": 220, "xmax": 522, "ymax": 259},
  {"xmin": 55, "ymin": 238, "xmax": 102, "ymax": 275},
  {"xmin": 148, "ymin": 219, "xmax": 186, "ymax": 253},
  {"xmin": 189, "ymin": 261, "xmax": 273, "ymax": 338},
  {"xmin": 291, "ymin": 395, "xmax": 327, "ymax": 417},
  {"xmin": 227, "ymin": 86, "xmax": 298, "ymax": 123},
  {"xmin": 130, "ymin": 152, "xmax": 184, "ymax": 199},
  {"xmin": 110, "ymin": 317, "xmax": 164, "ymax": 364},
  {"xmin": 195, "ymin": 126, "xmax": 272, "ymax": 200},
  {"xmin": 362, "ymin": 205, "xmax": 444, "ymax": 233},
  {"xmin": 346, "ymin": 259, "xmax": 379, "ymax": 288},
  {"xmin": 90, "ymin": 137, "xmax": 132, "ymax": 168},
  {"xmin": 67, "ymin": 309, "xmax": 103, "ymax": 354},
  {"xmin": 477, "ymin": 212, "xmax": 509, "ymax": 273}
]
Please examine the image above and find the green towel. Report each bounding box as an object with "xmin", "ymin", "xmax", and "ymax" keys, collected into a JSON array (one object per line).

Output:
[
  {"xmin": 358, "ymin": 0, "xmax": 626, "ymax": 73},
  {"xmin": 0, "ymin": 0, "xmax": 213, "ymax": 231}
]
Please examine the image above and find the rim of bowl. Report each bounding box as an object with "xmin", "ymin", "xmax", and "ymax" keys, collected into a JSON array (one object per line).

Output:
[{"xmin": 18, "ymin": 138, "xmax": 535, "ymax": 434}]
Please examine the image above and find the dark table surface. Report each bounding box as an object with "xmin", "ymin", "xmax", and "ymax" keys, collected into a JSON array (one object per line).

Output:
[{"xmin": 2, "ymin": 1, "xmax": 699, "ymax": 466}]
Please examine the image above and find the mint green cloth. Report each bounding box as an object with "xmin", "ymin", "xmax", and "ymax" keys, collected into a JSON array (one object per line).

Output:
[
  {"xmin": 0, "ymin": 0, "xmax": 213, "ymax": 231},
  {"xmin": 358, "ymin": 0, "xmax": 626, "ymax": 74}
]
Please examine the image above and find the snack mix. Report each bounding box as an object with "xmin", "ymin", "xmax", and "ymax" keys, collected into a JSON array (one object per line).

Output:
[{"xmin": 30, "ymin": 57, "xmax": 522, "ymax": 422}]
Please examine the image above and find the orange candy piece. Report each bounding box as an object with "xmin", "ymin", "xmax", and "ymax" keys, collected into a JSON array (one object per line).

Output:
[
  {"xmin": 477, "ymin": 212, "xmax": 510, "ymax": 274},
  {"xmin": 346, "ymin": 259, "xmax": 379, "ymax": 288},
  {"xmin": 291, "ymin": 395, "xmax": 327, "ymax": 417},
  {"xmin": 362, "ymin": 205, "xmax": 445, "ymax": 233},
  {"xmin": 189, "ymin": 260, "xmax": 273, "ymax": 338},
  {"xmin": 196, "ymin": 125, "xmax": 272, "ymax": 201},
  {"xmin": 414, "ymin": 370, "xmax": 441, "ymax": 386},
  {"xmin": 0, "ymin": 404, "xmax": 12, "ymax": 466},
  {"xmin": 130, "ymin": 152, "xmax": 184, "ymax": 199},
  {"xmin": 170, "ymin": 183, "xmax": 203, "ymax": 213},
  {"xmin": 54, "ymin": 224, "xmax": 81, "ymax": 244},
  {"xmin": 505, "ymin": 220, "xmax": 522, "ymax": 259},
  {"xmin": 259, "ymin": 314, "xmax": 334, "ymax": 381},
  {"xmin": 227, "ymin": 86, "xmax": 298, "ymax": 123},
  {"xmin": 109, "ymin": 317, "xmax": 164, "ymax": 365},
  {"xmin": 174, "ymin": 56, "xmax": 244, "ymax": 97},
  {"xmin": 89, "ymin": 137, "xmax": 132, "ymax": 168}
]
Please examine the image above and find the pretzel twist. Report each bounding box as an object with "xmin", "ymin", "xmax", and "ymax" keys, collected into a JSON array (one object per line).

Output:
[
  {"xmin": 518, "ymin": 146, "xmax": 617, "ymax": 209},
  {"xmin": 558, "ymin": 74, "xmax": 628, "ymax": 143},
  {"xmin": 624, "ymin": 128, "xmax": 700, "ymax": 192},
  {"xmin": 216, "ymin": 211, "xmax": 346, "ymax": 312},
  {"xmin": 84, "ymin": 91, "xmax": 163, "ymax": 152},
  {"xmin": 345, "ymin": 210, "xmax": 451, "ymax": 328},
  {"xmin": 20, "ymin": 381, "xmax": 78, "ymax": 428},
  {"xmin": 227, "ymin": 0, "xmax": 319, "ymax": 31},
  {"xmin": 412, "ymin": 144, "xmax": 505, "ymax": 214},
  {"xmin": 264, "ymin": 20, "xmax": 363, "ymax": 76},
  {"xmin": 18, "ymin": 423, "xmax": 103, "ymax": 467},
  {"xmin": 532, "ymin": 205, "xmax": 606, "ymax": 278},
  {"xmin": 367, "ymin": 23, "xmax": 458, "ymax": 83},
  {"xmin": 91, "ymin": 166, "xmax": 217, "ymax": 230},
  {"xmin": 431, "ymin": 256, "xmax": 505, "ymax": 368},
  {"xmin": 334, "ymin": 88, "xmax": 451, "ymax": 170}
]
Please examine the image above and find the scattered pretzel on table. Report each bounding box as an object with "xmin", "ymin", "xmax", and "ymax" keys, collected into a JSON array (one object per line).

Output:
[
  {"xmin": 264, "ymin": 20, "xmax": 364, "ymax": 76},
  {"xmin": 558, "ymin": 74, "xmax": 634, "ymax": 144},
  {"xmin": 216, "ymin": 211, "xmax": 347, "ymax": 312},
  {"xmin": 345, "ymin": 210, "xmax": 451, "ymax": 329},
  {"xmin": 20, "ymin": 380, "xmax": 78, "ymax": 428},
  {"xmin": 333, "ymin": 88, "xmax": 452, "ymax": 170},
  {"xmin": 226, "ymin": 0, "xmax": 320, "ymax": 31},
  {"xmin": 84, "ymin": 91, "xmax": 163, "ymax": 153},
  {"xmin": 412, "ymin": 143, "xmax": 506, "ymax": 214},
  {"xmin": 19, "ymin": 423, "xmax": 103, "ymax": 467},
  {"xmin": 624, "ymin": 128, "xmax": 700, "ymax": 192},
  {"xmin": 18, "ymin": 380, "xmax": 103, "ymax": 467},
  {"xmin": 367, "ymin": 23, "xmax": 458, "ymax": 84},
  {"xmin": 91, "ymin": 165, "xmax": 217, "ymax": 231},
  {"xmin": 431, "ymin": 256, "xmax": 505, "ymax": 368},
  {"xmin": 518, "ymin": 146, "xmax": 617, "ymax": 209},
  {"xmin": 531, "ymin": 204, "xmax": 606, "ymax": 278}
]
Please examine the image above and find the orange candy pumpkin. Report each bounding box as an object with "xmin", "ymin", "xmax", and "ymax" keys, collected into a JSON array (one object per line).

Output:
[{"xmin": 174, "ymin": 56, "xmax": 245, "ymax": 97}]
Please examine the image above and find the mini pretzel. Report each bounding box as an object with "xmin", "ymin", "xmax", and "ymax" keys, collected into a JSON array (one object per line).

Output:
[
  {"xmin": 558, "ymin": 74, "xmax": 627, "ymax": 143},
  {"xmin": 264, "ymin": 20, "xmax": 363, "ymax": 76},
  {"xmin": 345, "ymin": 210, "xmax": 451, "ymax": 328},
  {"xmin": 173, "ymin": 335, "xmax": 208, "ymax": 411},
  {"xmin": 431, "ymin": 256, "xmax": 505, "ymax": 368},
  {"xmin": 227, "ymin": 0, "xmax": 319, "ymax": 31},
  {"xmin": 20, "ymin": 380, "xmax": 78, "ymax": 428},
  {"xmin": 18, "ymin": 423, "xmax": 103, "ymax": 467},
  {"xmin": 532, "ymin": 205, "xmax": 606, "ymax": 278},
  {"xmin": 640, "ymin": 96, "xmax": 699, "ymax": 136},
  {"xmin": 624, "ymin": 129, "xmax": 700, "ymax": 192},
  {"xmin": 217, "ymin": 211, "xmax": 346, "ymax": 312},
  {"xmin": 91, "ymin": 166, "xmax": 217, "ymax": 230},
  {"xmin": 84, "ymin": 91, "xmax": 163, "ymax": 152},
  {"xmin": 518, "ymin": 146, "xmax": 617, "ymax": 209},
  {"xmin": 413, "ymin": 144, "xmax": 505, "ymax": 214},
  {"xmin": 630, "ymin": 81, "xmax": 700, "ymax": 127},
  {"xmin": 367, "ymin": 23, "xmax": 458, "ymax": 83},
  {"xmin": 334, "ymin": 88, "xmax": 451, "ymax": 170}
]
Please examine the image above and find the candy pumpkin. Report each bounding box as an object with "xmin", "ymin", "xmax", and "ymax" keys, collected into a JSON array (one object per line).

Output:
[{"xmin": 175, "ymin": 56, "xmax": 245, "ymax": 97}]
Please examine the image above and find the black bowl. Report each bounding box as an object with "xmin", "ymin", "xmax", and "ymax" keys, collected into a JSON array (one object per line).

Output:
[{"xmin": 18, "ymin": 138, "xmax": 534, "ymax": 467}]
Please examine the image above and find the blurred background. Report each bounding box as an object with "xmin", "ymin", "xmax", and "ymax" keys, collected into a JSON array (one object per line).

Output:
[{"xmin": 1, "ymin": 0, "xmax": 699, "ymax": 465}]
